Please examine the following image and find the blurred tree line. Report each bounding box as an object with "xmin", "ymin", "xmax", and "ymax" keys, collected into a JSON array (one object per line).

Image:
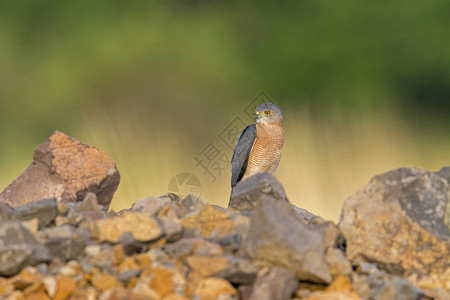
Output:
[{"xmin": 0, "ymin": 0, "xmax": 449, "ymax": 152}]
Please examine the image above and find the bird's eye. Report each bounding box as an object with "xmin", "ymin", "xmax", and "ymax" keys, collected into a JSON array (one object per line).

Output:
[{"xmin": 264, "ymin": 111, "xmax": 270, "ymax": 115}]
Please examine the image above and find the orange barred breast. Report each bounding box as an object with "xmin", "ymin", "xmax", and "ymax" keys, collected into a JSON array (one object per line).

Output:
[{"xmin": 242, "ymin": 123, "xmax": 284, "ymax": 180}]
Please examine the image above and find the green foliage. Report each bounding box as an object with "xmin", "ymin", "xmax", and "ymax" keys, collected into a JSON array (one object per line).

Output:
[{"xmin": 1, "ymin": 1, "xmax": 448, "ymax": 117}]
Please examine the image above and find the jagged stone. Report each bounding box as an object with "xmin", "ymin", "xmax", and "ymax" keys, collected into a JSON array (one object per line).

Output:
[
  {"xmin": 132, "ymin": 194, "xmax": 185, "ymax": 218},
  {"xmin": 300, "ymin": 275, "xmax": 361, "ymax": 300},
  {"xmin": 0, "ymin": 131, "xmax": 120, "ymax": 208},
  {"xmin": 248, "ymin": 267, "xmax": 298, "ymax": 300},
  {"xmin": 41, "ymin": 224, "xmax": 76, "ymax": 240},
  {"xmin": 118, "ymin": 232, "xmax": 148, "ymax": 256},
  {"xmin": 182, "ymin": 204, "xmax": 238, "ymax": 238},
  {"xmin": 139, "ymin": 263, "xmax": 186, "ymax": 298},
  {"xmin": 228, "ymin": 172, "xmax": 288, "ymax": 211},
  {"xmin": 21, "ymin": 218, "xmax": 39, "ymax": 235},
  {"xmin": 191, "ymin": 239, "xmax": 223, "ymax": 256},
  {"xmin": 181, "ymin": 194, "xmax": 202, "ymax": 210},
  {"xmin": 91, "ymin": 272, "xmax": 122, "ymax": 291},
  {"xmin": 311, "ymin": 221, "xmax": 347, "ymax": 254},
  {"xmin": 0, "ymin": 202, "xmax": 13, "ymax": 219},
  {"xmin": 190, "ymin": 277, "xmax": 238, "ymax": 300},
  {"xmin": 12, "ymin": 198, "xmax": 57, "ymax": 229},
  {"xmin": 53, "ymin": 274, "xmax": 76, "ymax": 300},
  {"xmin": 214, "ymin": 256, "xmax": 260, "ymax": 285},
  {"xmin": 245, "ymin": 196, "xmax": 332, "ymax": 284},
  {"xmin": 1, "ymin": 153, "xmax": 449, "ymax": 300},
  {"xmin": 325, "ymin": 248, "xmax": 352, "ymax": 278},
  {"xmin": 91, "ymin": 210, "xmax": 162, "ymax": 243},
  {"xmin": 162, "ymin": 238, "xmax": 201, "ymax": 260},
  {"xmin": 371, "ymin": 278, "xmax": 425, "ymax": 300},
  {"xmin": 73, "ymin": 192, "xmax": 106, "ymax": 221},
  {"xmin": 291, "ymin": 204, "xmax": 317, "ymax": 222},
  {"xmin": 185, "ymin": 254, "xmax": 259, "ymax": 285},
  {"xmin": 45, "ymin": 226, "xmax": 91, "ymax": 261},
  {"xmin": 0, "ymin": 221, "xmax": 51, "ymax": 276},
  {"xmin": 75, "ymin": 192, "xmax": 100, "ymax": 212},
  {"xmin": 339, "ymin": 167, "xmax": 450, "ymax": 290},
  {"xmin": 158, "ymin": 217, "xmax": 183, "ymax": 242}
]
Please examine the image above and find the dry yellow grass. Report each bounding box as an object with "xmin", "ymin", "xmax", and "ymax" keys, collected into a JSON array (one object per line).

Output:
[{"xmin": 1, "ymin": 105, "xmax": 448, "ymax": 223}]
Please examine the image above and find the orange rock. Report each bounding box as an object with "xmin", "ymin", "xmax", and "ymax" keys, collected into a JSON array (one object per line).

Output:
[
  {"xmin": 9, "ymin": 290, "xmax": 25, "ymax": 300},
  {"xmin": 148, "ymin": 265, "xmax": 175, "ymax": 297},
  {"xmin": 304, "ymin": 290, "xmax": 362, "ymax": 300},
  {"xmin": 162, "ymin": 294, "xmax": 189, "ymax": 300},
  {"xmin": 339, "ymin": 167, "xmax": 450, "ymax": 287},
  {"xmin": 23, "ymin": 281, "xmax": 45, "ymax": 296},
  {"xmin": 66, "ymin": 286, "xmax": 98, "ymax": 300},
  {"xmin": 128, "ymin": 277, "xmax": 139, "ymax": 289},
  {"xmin": 185, "ymin": 255, "xmax": 228, "ymax": 277},
  {"xmin": 325, "ymin": 248, "xmax": 352, "ymax": 277},
  {"xmin": 409, "ymin": 268, "xmax": 450, "ymax": 291},
  {"xmin": 59, "ymin": 261, "xmax": 82, "ymax": 277},
  {"xmin": 91, "ymin": 273, "xmax": 122, "ymax": 291},
  {"xmin": 182, "ymin": 205, "xmax": 236, "ymax": 237},
  {"xmin": 24, "ymin": 291, "xmax": 50, "ymax": 300},
  {"xmin": 191, "ymin": 277, "xmax": 238, "ymax": 300},
  {"xmin": 0, "ymin": 130, "xmax": 120, "ymax": 208},
  {"xmin": 11, "ymin": 267, "xmax": 41, "ymax": 291},
  {"xmin": 113, "ymin": 245, "xmax": 125, "ymax": 266},
  {"xmin": 0, "ymin": 277, "xmax": 14, "ymax": 296},
  {"xmin": 326, "ymin": 275, "xmax": 352, "ymax": 292},
  {"xmin": 100, "ymin": 287, "xmax": 144, "ymax": 300},
  {"xmin": 21, "ymin": 218, "xmax": 39, "ymax": 234},
  {"xmin": 131, "ymin": 282, "xmax": 160, "ymax": 299},
  {"xmin": 135, "ymin": 253, "xmax": 152, "ymax": 269},
  {"xmin": 53, "ymin": 275, "xmax": 76, "ymax": 300},
  {"xmin": 117, "ymin": 257, "xmax": 140, "ymax": 273},
  {"xmin": 192, "ymin": 239, "xmax": 223, "ymax": 256},
  {"xmin": 138, "ymin": 264, "xmax": 185, "ymax": 298},
  {"xmin": 91, "ymin": 211, "xmax": 162, "ymax": 243}
]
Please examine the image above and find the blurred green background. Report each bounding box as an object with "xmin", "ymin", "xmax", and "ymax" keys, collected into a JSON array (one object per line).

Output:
[{"xmin": 1, "ymin": 1, "xmax": 449, "ymax": 221}]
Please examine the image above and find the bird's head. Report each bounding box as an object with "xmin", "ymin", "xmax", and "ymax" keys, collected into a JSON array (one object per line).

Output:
[{"xmin": 255, "ymin": 103, "xmax": 283, "ymax": 126}]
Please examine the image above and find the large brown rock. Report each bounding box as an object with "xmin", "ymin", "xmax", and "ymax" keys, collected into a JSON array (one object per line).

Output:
[
  {"xmin": 0, "ymin": 131, "xmax": 120, "ymax": 208},
  {"xmin": 245, "ymin": 196, "xmax": 332, "ymax": 284},
  {"xmin": 339, "ymin": 167, "xmax": 450, "ymax": 290}
]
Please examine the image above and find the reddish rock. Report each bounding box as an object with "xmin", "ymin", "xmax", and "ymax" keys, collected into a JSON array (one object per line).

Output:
[{"xmin": 0, "ymin": 131, "xmax": 120, "ymax": 208}]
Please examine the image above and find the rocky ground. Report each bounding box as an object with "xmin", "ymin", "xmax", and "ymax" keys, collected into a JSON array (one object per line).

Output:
[{"xmin": 0, "ymin": 131, "xmax": 449, "ymax": 300}]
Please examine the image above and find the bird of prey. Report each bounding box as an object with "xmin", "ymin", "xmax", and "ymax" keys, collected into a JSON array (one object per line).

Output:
[{"xmin": 230, "ymin": 102, "xmax": 284, "ymax": 187}]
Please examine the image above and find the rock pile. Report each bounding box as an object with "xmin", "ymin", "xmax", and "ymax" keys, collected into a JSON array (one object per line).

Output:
[
  {"xmin": 0, "ymin": 131, "xmax": 120, "ymax": 208},
  {"xmin": 0, "ymin": 132, "xmax": 448, "ymax": 300}
]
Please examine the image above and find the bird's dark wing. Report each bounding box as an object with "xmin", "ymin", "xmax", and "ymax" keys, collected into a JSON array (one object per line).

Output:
[{"xmin": 230, "ymin": 123, "xmax": 257, "ymax": 187}]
